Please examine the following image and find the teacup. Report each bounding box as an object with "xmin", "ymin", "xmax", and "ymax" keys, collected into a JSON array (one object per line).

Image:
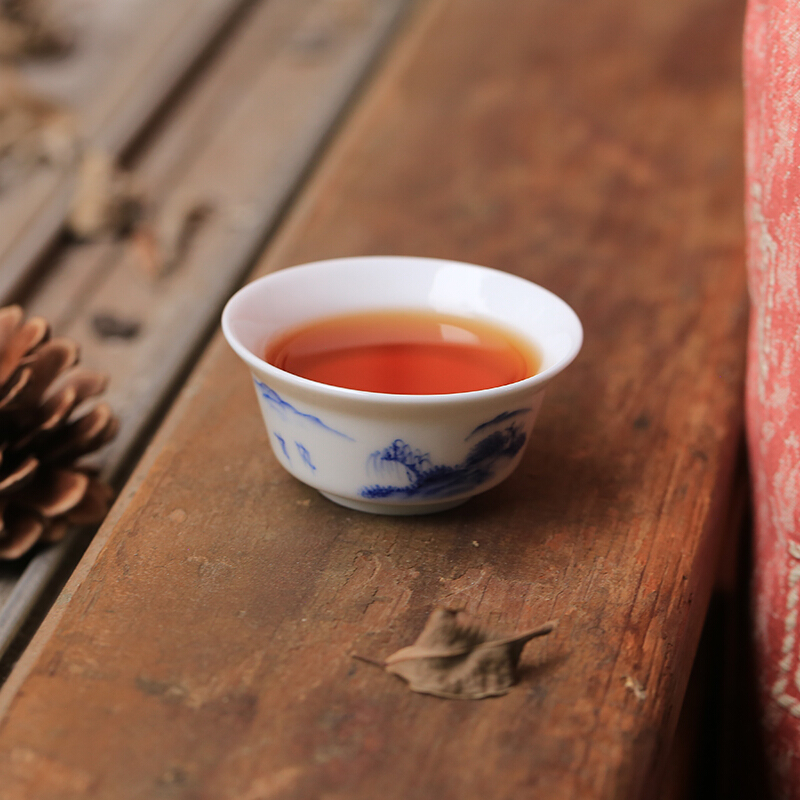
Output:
[{"xmin": 221, "ymin": 256, "xmax": 582, "ymax": 514}]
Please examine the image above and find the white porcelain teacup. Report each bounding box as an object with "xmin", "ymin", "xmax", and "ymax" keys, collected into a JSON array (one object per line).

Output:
[{"xmin": 221, "ymin": 256, "xmax": 582, "ymax": 514}]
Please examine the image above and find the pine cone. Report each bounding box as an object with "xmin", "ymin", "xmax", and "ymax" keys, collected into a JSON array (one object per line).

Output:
[{"xmin": 0, "ymin": 305, "xmax": 118, "ymax": 559}]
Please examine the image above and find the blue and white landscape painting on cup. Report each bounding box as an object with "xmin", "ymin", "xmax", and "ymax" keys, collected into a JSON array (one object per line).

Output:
[{"xmin": 360, "ymin": 409, "xmax": 531, "ymax": 500}]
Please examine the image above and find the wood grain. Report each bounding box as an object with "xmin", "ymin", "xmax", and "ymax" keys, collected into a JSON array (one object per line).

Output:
[
  {"xmin": 0, "ymin": 0, "xmax": 248, "ymax": 305},
  {"xmin": 0, "ymin": 0, "xmax": 748, "ymax": 797},
  {"xmin": 0, "ymin": 0, "xmax": 412, "ymax": 663}
]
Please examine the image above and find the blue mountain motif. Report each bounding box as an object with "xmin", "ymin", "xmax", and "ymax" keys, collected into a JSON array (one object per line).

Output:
[
  {"xmin": 254, "ymin": 379, "xmax": 354, "ymax": 441},
  {"xmin": 467, "ymin": 408, "xmax": 531, "ymax": 439},
  {"xmin": 360, "ymin": 421, "xmax": 527, "ymax": 501}
]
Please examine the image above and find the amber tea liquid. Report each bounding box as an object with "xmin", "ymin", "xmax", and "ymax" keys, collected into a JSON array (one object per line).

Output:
[{"xmin": 264, "ymin": 310, "xmax": 540, "ymax": 394}]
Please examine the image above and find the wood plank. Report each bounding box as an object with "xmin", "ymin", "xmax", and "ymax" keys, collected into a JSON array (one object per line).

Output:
[
  {"xmin": 0, "ymin": 0, "xmax": 249, "ymax": 305},
  {"xmin": 21, "ymin": 0, "xmax": 319, "ymax": 333},
  {"xmin": 0, "ymin": 0, "xmax": 747, "ymax": 796},
  {"xmin": 0, "ymin": 0, "xmax": 413, "ymax": 666}
]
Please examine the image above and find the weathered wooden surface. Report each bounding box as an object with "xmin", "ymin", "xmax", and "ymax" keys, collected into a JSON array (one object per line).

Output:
[
  {"xmin": 0, "ymin": 0, "xmax": 412, "ymax": 660},
  {"xmin": 0, "ymin": 0, "xmax": 747, "ymax": 797},
  {"xmin": 0, "ymin": 0, "xmax": 251, "ymax": 305}
]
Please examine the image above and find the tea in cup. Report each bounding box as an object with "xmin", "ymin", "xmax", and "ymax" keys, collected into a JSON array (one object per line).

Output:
[{"xmin": 222, "ymin": 256, "xmax": 582, "ymax": 514}]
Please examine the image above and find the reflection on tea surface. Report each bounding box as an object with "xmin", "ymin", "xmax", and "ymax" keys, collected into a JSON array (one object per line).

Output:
[{"xmin": 264, "ymin": 309, "xmax": 540, "ymax": 394}]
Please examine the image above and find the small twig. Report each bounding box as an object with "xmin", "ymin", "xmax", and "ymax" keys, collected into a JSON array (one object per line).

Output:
[{"xmin": 351, "ymin": 653, "xmax": 387, "ymax": 669}]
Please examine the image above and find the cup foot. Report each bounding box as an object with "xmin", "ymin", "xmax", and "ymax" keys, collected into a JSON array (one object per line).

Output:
[{"xmin": 318, "ymin": 490, "xmax": 468, "ymax": 515}]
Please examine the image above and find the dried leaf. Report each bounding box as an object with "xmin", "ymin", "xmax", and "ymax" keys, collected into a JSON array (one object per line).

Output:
[
  {"xmin": 91, "ymin": 313, "xmax": 141, "ymax": 340},
  {"xmin": 133, "ymin": 198, "xmax": 213, "ymax": 278},
  {"xmin": 0, "ymin": 66, "xmax": 77, "ymax": 188},
  {"xmin": 623, "ymin": 675, "xmax": 647, "ymax": 701},
  {"xmin": 67, "ymin": 148, "xmax": 144, "ymax": 240},
  {"xmin": 366, "ymin": 607, "xmax": 555, "ymax": 700},
  {"xmin": 0, "ymin": 0, "xmax": 75, "ymax": 59}
]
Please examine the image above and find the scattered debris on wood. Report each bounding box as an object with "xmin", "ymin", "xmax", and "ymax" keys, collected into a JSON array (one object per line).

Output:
[
  {"xmin": 133, "ymin": 198, "xmax": 213, "ymax": 278},
  {"xmin": 623, "ymin": 675, "xmax": 647, "ymax": 702},
  {"xmin": 0, "ymin": 65, "xmax": 76, "ymax": 189},
  {"xmin": 0, "ymin": 2, "xmax": 77, "ymax": 188},
  {"xmin": 0, "ymin": 0, "xmax": 75, "ymax": 60},
  {"xmin": 67, "ymin": 148, "xmax": 143, "ymax": 240},
  {"xmin": 91, "ymin": 312, "xmax": 141, "ymax": 341},
  {"xmin": 0, "ymin": 0, "xmax": 211, "ymax": 276},
  {"xmin": 356, "ymin": 606, "xmax": 556, "ymax": 699},
  {"xmin": 67, "ymin": 148, "xmax": 212, "ymax": 277}
]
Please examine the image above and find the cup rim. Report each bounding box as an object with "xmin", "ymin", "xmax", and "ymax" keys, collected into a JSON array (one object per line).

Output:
[{"xmin": 221, "ymin": 256, "xmax": 583, "ymax": 405}]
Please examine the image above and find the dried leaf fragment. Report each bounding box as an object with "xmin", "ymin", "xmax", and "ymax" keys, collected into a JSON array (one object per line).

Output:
[
  {"xmin": 91, "ymin": 313, "xmax": 141, "ymax": 340},
  {"xmin": 67, "ymin": 149, "xmax": 143, "ymax": 240},
  {"xmin": 623, "ymin": 675, "xmax": 647, "ymax": 702},
  {"xmin": 0, "ymin": 66, "xmax": 77, "ymax": 189},
  {"xmin": 367, "ymin": 607, "xmax": 555, "ymax": 700},
  {"xmin": 133, "ymin": 197, "xmax": 213, "ymax": 278},
  {"xmin": 0, "ymin": 0, "xmax": 76, "ymax": 60}
]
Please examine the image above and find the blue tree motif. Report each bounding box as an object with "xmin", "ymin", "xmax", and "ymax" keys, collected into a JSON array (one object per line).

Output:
[
  {"xmin": 296, "ymin": 442, "xmax": 316, "ymax": 471},
  {"xmin": 368, "ymin": 439, "xmax": 432, "ymax": 478},
  {"xmin": 360, "ymin": 415, "xmax": 529, "ymax": 501},
  {"xmin": 274, "ymin": 432, "xmax": 290, "ymax": 461}
]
